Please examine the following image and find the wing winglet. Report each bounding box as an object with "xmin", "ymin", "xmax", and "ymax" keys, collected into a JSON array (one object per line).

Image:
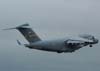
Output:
[{"xmin": 17, "ymin": 40, "xmax": 21, "ymax": 45}]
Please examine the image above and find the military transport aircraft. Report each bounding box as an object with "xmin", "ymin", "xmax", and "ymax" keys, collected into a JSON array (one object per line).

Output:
[{"xmin": 4, "ymin": 24, "xmax": 99, "ymax": 53}]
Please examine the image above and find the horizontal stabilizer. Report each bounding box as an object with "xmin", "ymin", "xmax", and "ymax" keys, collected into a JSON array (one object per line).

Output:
[
  {"xmin": 3, "ymin": 23, "xmax": 30, "ymax": 30},
  {"xmin": 3, "ymin": 28, "xmax": 16, "ymax": 30},
  {"xmin": 17, "ymin": 24, "xmax": 30, "ymax": 28},
  {"xmin": 4, "ymin": 23, "xmax": 41, "ymax": 43}
]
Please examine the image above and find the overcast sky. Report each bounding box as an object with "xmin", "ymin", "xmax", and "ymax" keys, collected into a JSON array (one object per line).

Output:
[{"xmin": 0, "ymin": 0, "xmax": 100, "ymax": 71}]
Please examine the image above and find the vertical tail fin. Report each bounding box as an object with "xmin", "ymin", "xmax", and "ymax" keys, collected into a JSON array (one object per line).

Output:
[
  {"xmin": 16, "ymin": 24, "xmax": 41, "ymax": 43},
  {"xmin": 4, "ymin": 24, "xmax": 41, "ymax": 43}
]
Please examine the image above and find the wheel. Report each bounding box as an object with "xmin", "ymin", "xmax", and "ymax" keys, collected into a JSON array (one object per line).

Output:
[
  {"xmin": 89, "ymin": 45, "xmax": 92, "ymax": 47},
  {"xmin": 57, "ymin": 51, "xmax": 63, "ymax": 53}
]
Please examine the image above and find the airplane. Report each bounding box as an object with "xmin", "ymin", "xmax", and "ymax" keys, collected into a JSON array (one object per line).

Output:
[{"xmin": 4, "ymin": 24, "xmax": 99, "ymax": 53}]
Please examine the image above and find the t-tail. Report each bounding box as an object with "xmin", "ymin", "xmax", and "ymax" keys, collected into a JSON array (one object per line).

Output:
[{"xmin": 4, "ymin": 24, "xmax": 41, "ymax": 43}]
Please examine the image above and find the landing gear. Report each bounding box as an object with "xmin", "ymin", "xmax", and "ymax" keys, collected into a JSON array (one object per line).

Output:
[
  {"xmin": 57, "ymin": 51, "xmax": 63, "ymax": 53},
  {"xmin": 89, "ymin": 45, "xmax": 93, "ymax": 47}
]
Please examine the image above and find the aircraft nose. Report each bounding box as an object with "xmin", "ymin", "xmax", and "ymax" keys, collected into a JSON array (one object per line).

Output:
[
  {"xmin": 95, "ymin": 39, "xmax": 99, "ymax": 44},
  {"xmin": 93, "ymin": 38, "xmax": 99, "ymax": 44}
]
